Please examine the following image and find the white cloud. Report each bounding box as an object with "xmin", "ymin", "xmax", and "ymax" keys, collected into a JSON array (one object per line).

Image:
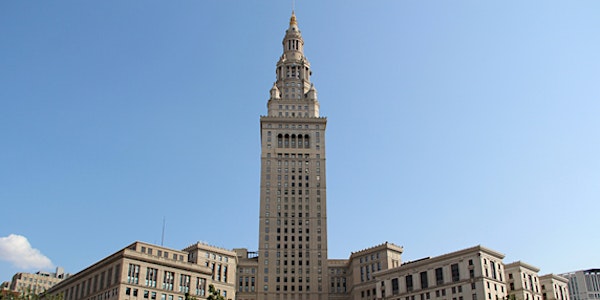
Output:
[{"xmin": 0, "ymin": 234, "xmax": 53, "ymax": 270}]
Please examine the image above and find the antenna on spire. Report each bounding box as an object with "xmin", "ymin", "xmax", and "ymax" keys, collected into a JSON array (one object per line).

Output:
[{"xmin": 292, "ymin": 0, "xmax": 295, "ymax": 12}]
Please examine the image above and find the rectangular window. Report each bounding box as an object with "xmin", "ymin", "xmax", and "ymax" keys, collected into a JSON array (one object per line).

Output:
[
  {"xmin": 162, "ymin": 271, "xmax": 174, "ymax": 290},
  {"xmin": 421, "ymin": 271, "xmax": 429, "ymax": 289},
  {"xmin": 436, "ymin": 268, "xmax": 444, "ymax": 285},
  {"xmin": 107, "ymin": 268, "xmax": 112, "ymax": 286},
  {"xmin": 451, "ymin": 264, "xmax": 460, "ymax": 282},
  {"xmin": 146, "ymin": 268, "xmax": 158, "ymax": 287},
  {"xmin": 127, "ymin": 264, "xmax": 140, "ymax": 284},
  {"xmin": 196, "ymin": 277, "xmax": 206, "ymax": 296},
  {"xmin": 179, "ymin": 274, "xmax": 190, "ymax": 293},
  {"xmin": 392, "ymin": 278, "xmax": 399, "ymax": 295},
  {"xmin": 115, "ymin": 264, "xmax": 121, "ymax": 283},
  {"xmin": 406, "ymin": 275, "xmax": 414, "ymax": 292}
]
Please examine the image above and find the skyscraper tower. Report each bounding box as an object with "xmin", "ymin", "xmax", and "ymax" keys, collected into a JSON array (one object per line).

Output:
[{"xmin": 257, "ymin": 11, "xmax": 329, "ymax": 300}]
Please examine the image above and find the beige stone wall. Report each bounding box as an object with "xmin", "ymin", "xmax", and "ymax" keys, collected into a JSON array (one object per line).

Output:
[
  {"xmin": 344, "ymin": 243, "xmax": 404, "ymax": 300},
  {"xmin": 374, "ymin": 246, "xmax": 506, "ymax": 300},
  {"xmin": 235, "ymin": 254, "xmax": 259, "ymax": 300},
  {"xmin": 256, "ymin": 12, "xmax": 329, "ymax": 300},
  {"xmin": 43, "ymin": 242, "xmax": 233, "ymax": 300},
  {"xmin": 505, "ymin": 261, "xmax": 543, "ymax": 300},
  {"xmin": 539, "ymin": 274, "xmax": 569, "ymax": 300},
  {"xmin": 10, "ymin": 271, "xmax": 64, "ymax": 294}
]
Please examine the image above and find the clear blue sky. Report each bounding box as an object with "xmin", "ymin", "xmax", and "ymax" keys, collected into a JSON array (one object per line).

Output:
[{"xmin": 1, "ymin": 1, "xmax": 599, "ymax": 282}]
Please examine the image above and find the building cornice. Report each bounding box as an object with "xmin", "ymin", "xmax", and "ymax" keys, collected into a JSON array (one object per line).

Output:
[
  {"xmin": 375, "ymin": 245, "xmax": 505, "ymax": 277},
  {"xmin": 46, "ymin": 241, "xmax": 211, "ymax": 294},
  {"xmin": 260, "ymin": 116, "xmax": 327, "ymax": 123},
  {"xmin": 348, "ymin": 242, "xmax": 404, "ymax": 260},
  {"xmin": 505, "ymin": 261, "xmax": 541, "ymax": 272},
  {"xmin": 539, "ymin": 273, "xmax": 569, "ymax": 283},
  {"xmin": 182, "ymin": 242, "xmax": 237, "ymax": 256}
]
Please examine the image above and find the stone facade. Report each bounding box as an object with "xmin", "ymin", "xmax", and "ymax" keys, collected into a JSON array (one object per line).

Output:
[
  {"xmin": 44, "ymin": 242, "xmax": 235, "ymax": 300},
  {"xmin": 374, "ymin": 246, "xmax": 507, "ymax": 300},
  {"xmin": 505, "ymin": 261, "xmax": 543, "ymax": 300},
  {"xmin": 539, "ymin": 274, "xmax": 569, "ymax": 300},
  {"xmin": 257, "ymin": 11, "xmax": 328, "ymax": 300},
  {"xmin": 8, "ymin": 268, "xmax": 67, "ymax": 295}
]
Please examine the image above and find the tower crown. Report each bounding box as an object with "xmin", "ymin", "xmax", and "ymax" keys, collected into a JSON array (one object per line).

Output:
[{"xmin": 268, "ymin": 12, "xmax": 320, "ymax": 118}]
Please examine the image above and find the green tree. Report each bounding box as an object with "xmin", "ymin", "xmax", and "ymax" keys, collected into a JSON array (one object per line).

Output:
[
  {"xmin": 206, "ymin": 284, "xmax": 225, "ymax": 300},
  {"xmin": 0, "ymin": 287, "xmax": 64, "ymax": 300},
  {"xmin": 184, "ymin": 292, "xmax": 197, "ymax": 300}
]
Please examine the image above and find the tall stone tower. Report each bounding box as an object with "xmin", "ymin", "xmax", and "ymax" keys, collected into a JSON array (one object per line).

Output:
[{"xmin": 257, "ymin": 12, "xmax": 329, "ymax": 300}]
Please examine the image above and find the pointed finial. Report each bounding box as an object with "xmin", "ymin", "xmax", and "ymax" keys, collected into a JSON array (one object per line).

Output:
[{"xmin": 290, "ymin": 10, "xmax": 297, "ymax": 26}]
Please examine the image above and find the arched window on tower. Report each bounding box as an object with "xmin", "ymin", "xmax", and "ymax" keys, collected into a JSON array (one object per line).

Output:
[{"xmin": 277, "ymin": 134, "xmax": 283, "ymax": 148}]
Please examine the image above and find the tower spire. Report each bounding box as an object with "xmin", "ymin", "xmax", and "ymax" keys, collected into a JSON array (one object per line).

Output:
[{"xmin": 290, "ymin": 10, "xmax": 297, "ymax": 26}]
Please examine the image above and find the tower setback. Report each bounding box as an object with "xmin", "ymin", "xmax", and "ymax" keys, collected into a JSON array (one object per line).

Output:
[{"xmin": 257, "ymin": 11, "xmax": 329, "ymax": 300}]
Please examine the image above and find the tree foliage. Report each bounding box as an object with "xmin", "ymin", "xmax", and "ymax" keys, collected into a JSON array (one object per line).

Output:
[
  {"xmin": 206, "ymin": 284, "xmax": 225, "ymax": 300},
  {"xmin": 0, "ymin": 288, "xmax": 62, "ymax": 300}
]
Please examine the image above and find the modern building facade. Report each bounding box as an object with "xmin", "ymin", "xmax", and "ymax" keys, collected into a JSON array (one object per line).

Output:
[
  {"xmin": 560, "ymin": 269, "xmax": 600, "ymax": 300},
  {"xmin": 257, "ymin": 11, "xmax": 328, "ymax": 300}
]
